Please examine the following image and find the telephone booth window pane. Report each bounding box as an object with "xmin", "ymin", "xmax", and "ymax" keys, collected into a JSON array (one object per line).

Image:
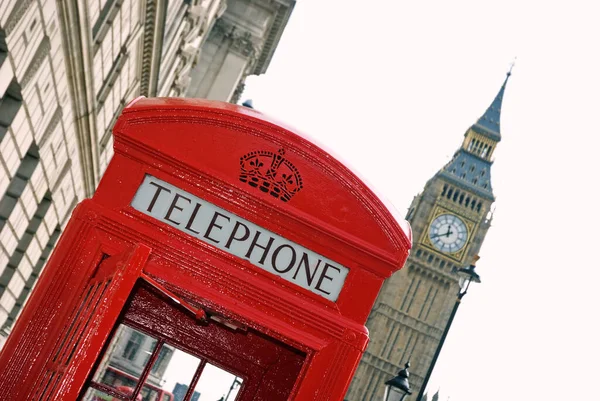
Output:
[
  {"xmin": 135, "ymin": 343, "xmax": 190, "ymax": 401},
  {"xmin": 83, "ymin": 323, "xmax": 209, "ymax": 401},
  {"xmin": 151, "ymin": 345, "xmax": 174, "ymax": 376},
  {"xmin": 123, "ymin": 332, "xmax": 145, "ymax": 360},
  {"xmin": 91, "ymin": 324, "xmax": 160, "ymax": 395},
  {"xmin": 191, "ymin": 363, "xmax": 243, "ymax": 401},
  {"xmin": 160, "ymin": 348, "xmax": 202, "ymax": 398}
]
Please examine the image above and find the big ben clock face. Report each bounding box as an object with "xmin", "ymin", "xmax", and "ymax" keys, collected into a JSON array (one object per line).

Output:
[{"xmin": 429, "ymin": 214, "xmax": 468, "ymax": 253}]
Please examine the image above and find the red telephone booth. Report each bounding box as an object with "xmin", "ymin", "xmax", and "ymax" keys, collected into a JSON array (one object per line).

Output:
[{"xmin": 0, "ymin": 98, "xmax": 411, "ymax": 401}]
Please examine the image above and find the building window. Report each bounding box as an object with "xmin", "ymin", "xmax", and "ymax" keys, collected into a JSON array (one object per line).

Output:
[
  {"xmin": 22, "ymin": 32, "xmax": 28, "ymax": 46},
  {"xmin": 482, "ymin": 145, "xmax": 489, "ymax": 158},
  {"xmin": 151, "ymin": 346, "xmax": 173, "ymax": 374},
  {"xmin": 122, "ymin": 331, "xmax": 144, "ymax": 360}
]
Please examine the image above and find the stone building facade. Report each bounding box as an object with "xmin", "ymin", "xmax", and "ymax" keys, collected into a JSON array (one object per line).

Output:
[
  {"xmin": 345, "ymin": 73, "xmax": 511, "ymax": 401},
  {"xmin": 0, "ymin": 0, "xmax": 84, "ymax": 342},
  {"xmin": 0, "ymin": 0, "xmax": 294, "ymax": 346}
]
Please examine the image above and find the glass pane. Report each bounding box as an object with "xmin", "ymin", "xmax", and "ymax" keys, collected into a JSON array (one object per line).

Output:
[
  {"xmin": 386, "ymin": 387, "xmax": 407, "ymax": 401},
  {"xmin": 191, "ymin": 363, "xmax": 243, "ymax": 401},
  {"xmin": 92, "ymin": 324, "xmax": 159, "ymax": 395},
  {"xmin": 160, "ymin": 349, "xmax": 202, "ymax": 400}
]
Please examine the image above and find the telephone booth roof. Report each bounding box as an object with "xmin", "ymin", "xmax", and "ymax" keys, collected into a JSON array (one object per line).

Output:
[
  {"xmin": 91, "ymin": 97, "xmax": 412, "ymax": 321},
  {"xmin": 113, "ymin": 97, "xmax": 410, "ymax": 258}
]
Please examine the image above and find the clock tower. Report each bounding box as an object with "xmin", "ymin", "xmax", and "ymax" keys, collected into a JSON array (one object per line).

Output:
[{"xmin": 345, "ymin": 72, "xmax": 511, "ymax": 401}]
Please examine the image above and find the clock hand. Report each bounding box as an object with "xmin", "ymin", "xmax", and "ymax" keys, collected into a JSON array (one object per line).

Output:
[
  {"xmin": 445, "ymin": 225, "xmax": 453, "ymax": 237},
  {"xmin": 431, "ymin": 229, "xmax": 453, "ymax": 239}
]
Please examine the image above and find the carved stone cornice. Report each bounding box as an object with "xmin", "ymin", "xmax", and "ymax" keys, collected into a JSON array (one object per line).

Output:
[
  {"xmin": 4, "ymin": 0, "xmax": 36, "ymax": 36},
  {"xmin": 204, "ymin": 0, "xmax": 294, "ymax": 76},
  {"xmin": 230, "ymin": 32, "xmax": 258, "ymax": 58},
  {"xmin": 252, "ymin": 0, "xmax": 295, "ymax": 75},
  {"xmin": 139, "ymin": 0, "xmax": 158, "ymax": 96},
  {"xmin": 211, "ymin": 18, "xmax": 259, "ymax": 59},
  {"xmin": 21, "ymin": 36, "xmax": 50, "ymax": 88}
]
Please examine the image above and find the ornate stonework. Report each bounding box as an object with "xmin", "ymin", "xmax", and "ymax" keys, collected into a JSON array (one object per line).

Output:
[
  {"xmin": 187, "ymin": 0, "xmax": 295, "ymax": 101},
  {"xmin": 230, "ymin": 32, "xmax": 259, "ymax": 58},
  {"xmin": 139, "ymin": 0, "xmax": 158, "ymax": 96}
]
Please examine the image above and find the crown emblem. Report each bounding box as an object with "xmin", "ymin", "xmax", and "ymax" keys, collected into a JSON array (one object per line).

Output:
[{"xmin": 239, "ymin": 149, "xmax": 303, "ymax": 202}]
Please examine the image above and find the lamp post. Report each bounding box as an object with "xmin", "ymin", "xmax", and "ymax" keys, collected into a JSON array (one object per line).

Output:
[
  {"xmin": 224, "ymin": 376, "xmax": 243, "ymax": 401},
  {"xmin": 384, "ymin": 362, "xmax": 412, "ymax": 401},
  {"xmin": 415, "ymin": 259, "xmax": 482, "ymax": 401}
]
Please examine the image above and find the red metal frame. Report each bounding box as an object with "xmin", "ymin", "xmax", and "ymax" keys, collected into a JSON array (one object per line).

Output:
[{"xmin": 0, "ymin": 98, "xmax": 411, "ymax": 401}]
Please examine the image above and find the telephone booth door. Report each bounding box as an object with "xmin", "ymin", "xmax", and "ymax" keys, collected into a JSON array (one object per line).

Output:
[{"xmin": 80, "ymin": 281, "xmax": 306, "ymax": 401}]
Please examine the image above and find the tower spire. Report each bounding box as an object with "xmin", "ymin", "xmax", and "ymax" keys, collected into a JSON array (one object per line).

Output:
[
  {"xmin": 438, "ymin": 70, "xmax": 512, "ymax": 200},
  {"xmin": 473, "ymin": 67, "xmax": 512, "ymax": 141},
  {"xmin": 507, "ymin": 57, "xmax": 516, "ymax": 76}
]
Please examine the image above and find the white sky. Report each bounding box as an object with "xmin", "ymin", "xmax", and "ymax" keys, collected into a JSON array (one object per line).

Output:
[
  {"xmin": 239, "ymin": 1, "xmax": 600, "ymax": 400},
  {"xmin": 162, "ymin": 351, "xmax": 241, "ymax": 401}
]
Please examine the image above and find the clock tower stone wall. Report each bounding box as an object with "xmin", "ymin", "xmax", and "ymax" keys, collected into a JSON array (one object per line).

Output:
[{"xmin": 345, "ymin": 73, "xmax": 510, "ymax": 401}]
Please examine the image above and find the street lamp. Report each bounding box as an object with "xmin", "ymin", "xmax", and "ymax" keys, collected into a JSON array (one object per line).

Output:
[
  {"xmin": 457, "ymin": 263, "xmax": 481, "ymax": 297},
  {"xmin": 415, "ymin": 257, "xmax": 481, "ymax": 401},
  {"xmin": 384, "ymin": 362, "xmax": 412, "ymax": 401},
  {"xmin": 224, "ymin": 376, "xmax": 243, "ymax": 401}
]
